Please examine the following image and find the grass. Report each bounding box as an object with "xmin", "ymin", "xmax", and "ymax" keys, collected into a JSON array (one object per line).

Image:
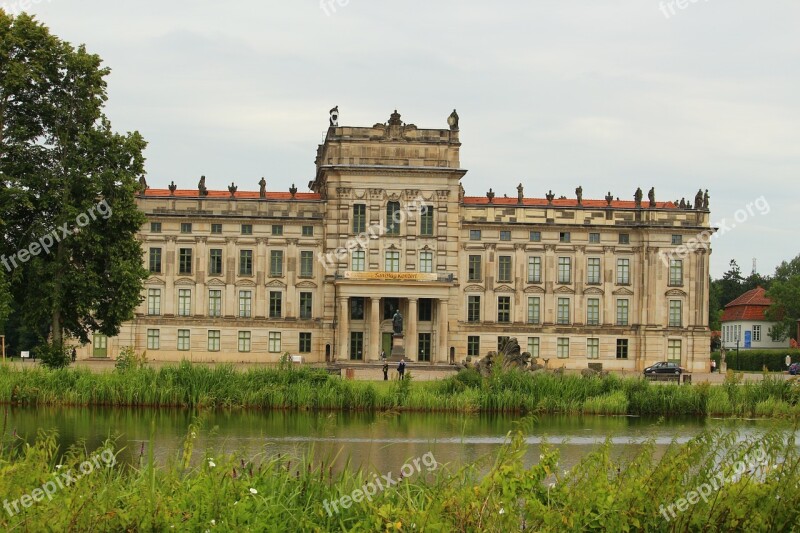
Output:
[
  {"xmin": 1, "ymin": 421, "xmax": 798, "ymax": 531},
  {"xmin": 2, "ymin": 362, "xmax": 800, "ymax": 418}
]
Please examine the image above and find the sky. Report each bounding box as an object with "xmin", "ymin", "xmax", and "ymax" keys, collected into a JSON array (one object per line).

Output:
[{"xmin": 4, "ymin": 0, "xmax": 798, "ymax": 278}]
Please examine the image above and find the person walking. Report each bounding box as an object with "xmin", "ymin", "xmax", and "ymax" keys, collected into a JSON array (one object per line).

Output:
[
  {"xmin": 382, "ymin": 359, "xmax": 389, "ymax": 381},
  {"xmin": 397, "ymin": 358, "xmax": 406, "ymax": 380},
  {"xmin": 710, "ymin": 359, "xmax": 716, "ymax": 373}
]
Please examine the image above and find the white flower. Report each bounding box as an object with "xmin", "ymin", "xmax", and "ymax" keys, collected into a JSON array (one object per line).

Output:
[
  {"xmin": 208, "ymin": 460, "xmax": 216, "ymax": 468},
  {"xmin": 539, "ymin": 454, "xmax": 544, "ymax": 460},
  {"xmin": 210, "ymin": 519, "xmax": 216, "ymax": 525},
  {"xmin": 56, "ymin": 465, "xmax": 62, "ymax": 469},
  {"xmin": 548, "ymin": 482, "xmax": 556, "ymax": 489},
  {"xmin": 191, "ymin": 432, "xmax": 197, "ymax": 439},
  {"xmin": 563, "ymin": 470, "xmax": 568, "ymax": 477},
  {"xmin": 249, "ymin": 488, "xmax": 258, "ymax": 495},
  {"xmin": 499, "ymin": 508, "xmax": 505, "ymax": 515}
]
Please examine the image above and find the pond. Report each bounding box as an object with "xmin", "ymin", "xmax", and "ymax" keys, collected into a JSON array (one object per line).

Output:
[{"xmin": 3, "ymin": 407, "xmax": 796, "ymax": 474}]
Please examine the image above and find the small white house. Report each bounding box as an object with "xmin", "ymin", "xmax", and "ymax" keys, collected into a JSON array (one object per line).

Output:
[{"xmin": 721, "ymin": 287, "xmax": 789, "ymax": 350}]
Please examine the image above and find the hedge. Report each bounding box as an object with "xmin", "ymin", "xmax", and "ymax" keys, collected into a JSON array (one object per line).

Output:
[{"xmin": 711, "ymin": 349, "xmax": 800, "ymax": 372}]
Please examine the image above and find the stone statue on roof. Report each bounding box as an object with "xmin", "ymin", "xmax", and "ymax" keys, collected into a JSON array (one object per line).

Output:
[
  {"xmin": 695, "ymin": 189, "xmax": 703, "ymax": 210},
  {"xmin": 259, "ymin": 177, "xmax": 266, "ymax": 198},
  {"xmin": 703, "ymin": 189, "xmax": 709, "ymax": 209},
  {"xmin": 138, "ymin": 175, "xmax": 148, "ymax": 196},
  {"xmin": 329, "ymin": 106, "xmax": 339, "ymax": 127},
  {"xmin": 228, "ymin": 182, "xmax": 237, "ymax": 197},
  {"xmin": 575, "ymin": 186, "xmax": 583, "ymax": 205},
  {"xmin": 517, "ymin": 183, "xmax": 524, "ymax": 204},
  {"xmin": 198, "ymin": 175, "xmax": 208, "ymax": 197},
  {"xmin": 634, "ymin": 187, "xmax": 643, "ymax": 208},
  {"xmin": 447, "ymin": 109, "xmax": 459, "ymax": 131},
  {"xmin": 648, "ymin": 187, "xmax": 656, "ymax": 208},
  {"xmin": 168, "ymin": 181, "xmax": 177, "ymax": 195}
]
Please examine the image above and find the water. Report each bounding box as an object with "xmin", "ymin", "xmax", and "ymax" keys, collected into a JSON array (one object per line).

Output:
[{"xmin": 2, "ymin": 407, "xmax": 795, "ymax": 475}]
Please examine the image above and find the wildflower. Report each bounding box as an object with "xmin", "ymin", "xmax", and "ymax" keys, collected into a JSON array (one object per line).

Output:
[
  {"xmin": 210, "ymin": 519, "xmax": 216, "ymax": 525},
  {"xmin": 395, "ymin": 521, "xmax": 402, "ymax": 529},
  {"xmin": 250, "ymin": 488, "xmax": 258, "ymax": 495},
  {"xmin": 56, "ymin": 465, "xmax": 63, "ymax": 469},
  {"xmin": 191, "ymin": 431, "xmax": 197, "ymax": 439},
  {"xmin": 539, "ymin": 454, "xmax": 544, "ymax": 460},
  {"xmin": 234, "ymin": 501, "xmax": 239, "ymax": 506},
  {"xmin": 208, "ymin": 460, "xmax": 216, "ymax": 468},
  {"xmin": 548, "ymin": 482, "xmax": 556, "ymax": 489},
  {"xmin": 563, "ymin": 470, "xmax": 568, "ymax": 477},
  {"xmin": 499, "ymin": 508, "xmax": 505, "ymax": 515}
]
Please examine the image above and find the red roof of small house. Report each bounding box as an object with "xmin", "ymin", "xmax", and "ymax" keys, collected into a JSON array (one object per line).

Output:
[
  {"xmin": 142, "ymin": 189, "xmax": 322, "ymax": 201},
  {"xmin": 721, "ymin": 287, "xmax": 773, "ymax": 322}
]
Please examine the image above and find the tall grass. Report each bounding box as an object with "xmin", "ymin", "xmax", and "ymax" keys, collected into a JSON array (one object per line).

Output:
[{"xmin": 2, "ymin": 363, "xmax": 800, "ymax": 417}]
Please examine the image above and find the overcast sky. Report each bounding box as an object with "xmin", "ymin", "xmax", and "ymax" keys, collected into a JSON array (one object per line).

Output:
[{"xmin": 7, "ymin": 0, "xmax": 799, "ymax": 277}]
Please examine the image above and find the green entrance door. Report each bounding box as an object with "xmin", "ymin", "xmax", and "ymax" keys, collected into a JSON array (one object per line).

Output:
[
  {"xmin": 92, "ymin": 334, "xmax": 108, "ymax": 358},
  {"xmin": 382, "ymin": 333, "xmax": 393, "ymax": 359}
]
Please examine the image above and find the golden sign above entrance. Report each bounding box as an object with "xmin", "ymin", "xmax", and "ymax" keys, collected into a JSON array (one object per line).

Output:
[{"xmin": 343, "ymin": 271, "xmax": 439, "ymax": 282}]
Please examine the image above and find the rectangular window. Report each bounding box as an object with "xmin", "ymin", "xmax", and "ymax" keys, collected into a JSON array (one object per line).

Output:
[
  {"xmin": 351, "ymin": 297, "xmax": 365, "ymax": 320},
  {"xmin": 528, "ymin": 256, "xmax": 542, "ymax": 283},
  {"xmin": 527, "ymin": 297, "xmax": 540, "ymax": 324},
  {"xmin": 616, "ymin": 339, "xmax": 629, "ymax": 359},
  {"xmin": 147, "ymin": 289, "xmax": 161, "ymax": 315},
  {"xmin": 147, "ymin": 329, "xmax": 160, "ymax": 350},
  {"xmin": 150, "ymin": 222, "xmax": 162, "ymax": 233},
  {"xmin": 419, "ymin": 251, "xmax": 433, "ymax": 273},
  {"xmin": 177, "ymin": 329, "xmax": 190, "ymax": 351},
  {"xmin": 587, "ymin": 338, "xmax": 599, "ymax": 359},
  {"xmin": 300, "ymin": 292, "xmax": 312, "ymax": 319},
  {"xmin": 468, "ymin": 255, "xmax": 482, "ymax": 281},
  {"xmin": 528, "ymin": 337, "xmax": 540, "ymax": 358},
  {"xmin": 418, "ymin": 299, "xmax": 432, "ymax": 322},
  {"xmin": 467, "ymin": 336, "xmax": 480, "ymax": 357},
  {"xmin": 587, "ymin": 298, "xmax": 600, "ymax": 325},
  {"xmin": 269, "ymin": 291, "xmax": 282, "ymax": 318},
  {"xmin": 467, "ymin": 295, "xmax": 481, "ymax": 323},
  {"xmin": 299, "ymin": 332, "xmax": 312, "ymax": 353},
  {"xmin": 352, "ymin": 205, "xmax": 366, "ymax": 233},
  {"xmin": 208, "ymin": 330, "xmax": 220, "ymax": 352},
  {"xmin": 500, "ymin": 230, "xmax": 511, "ymax": 241},
  {"xmin": 418, "ymin": 333, "xmax": 432, "ymax": 362},
  {"xmin": 557, "ymin": 338, "xmax": 570, "ymax": 358},
  {"xmin": 240, "ymin": 250, "xmax": 253, "ymax": 276},
  {"xmin": 589, "ymin": 232, "xmax": 600, "ymax": 244},
  {"xmin": 667, "ymin": 340, "xmax": 681, "ymax": 362},
  {"xmin": 559, "ymin": 232, "xmax": 571, "ymax": 243},
  {"xmin": 587, "ymin": 257, "xmax": 601, "ymax": 284},
  {"xmin": 498, "ymin": 256, "xmax": 512, "ymax": 282},
  {"xmin": 386, "ymin": 201, "xmax": 400, "ymax": 235},
  {"xmin": 669, "ymin": 259, "xmax": 683, "ymax": 287},
  {"xmin": 180, "ymin": 223, "xmax": 192, "ymax": 234},
  {"xmin": 529, "ymin": 231, "xmax": 541, "ymax": 242},
  {"xmin": 753, "ymin": 325, "xmax": 761, "ymax": 342},
  {"xmin": 557, "ymin": 297, "xmax": 570, "ymax": 325},
  {"xmin": 619, "ymin": 233, "xmax": 630, "ymax": 245},
  {"xmin": 211, "ymin": 223, "xmax": 223, "ymax": 234},
  {"xmin": 497, "ymin": 296, "xmax": 511, "ymax": 323},
  {"xmin": 268, "ymin": 332, "xmax": 281, "ymax": 353},
  {"xmin": 669, "ymin": 300, "xmax": 682, "ymax": 327},
  {"xmin": 616, "ymin": 299, "xmax": 629, "ymax": 326},
  {"xmin": 420, "ymin": 206, "xmax": 434, "ymax": 236},
  {"xmin": 300, "ymin": 251, "xmax": 314, "ymax": 278},
  {"xmin": 178, "ymin": 289, "xmax": 192, "ymax": 317},
  {"xmin": 179, "ymin": 248, "xmax": 193, "ymax": 274},
  {"xmin": 270, "ymin": 250, "xmax": 283, "ymax": 277},
  {"xmin": 385, "ymin": 251, "xmax": 400, "ymax": 272},
  {"xmin": 271, "ymin": 225, "xmax": 283, "ymax": 236},
  {"xmin": 239, "ymin": 290, "xmax": 252, "ymax": 318},
  {"xmin": 241, "ymin": 224, "xmax": 252, "ymax": 235},
  {"xmin": 302, "ymin": 225, "xmax": 314, "ymax": 237},
  {"xmin": 208, "ymin": 290, "xmax": 222, "ymax": 317},
  {"xmin": 671, "ymin": 234, "xmax": 682, "ymax": 245},
  {"xmin": 209, "ymin": 249, "xmax": 223, "ymax": 276},
  {"xmin": 558, "ymin": 257, "xmax": 571, "ymax": 284},
  {"xmin": 352, "ymin": 250, "xmax": 365, "ymax": 271},
  {"xmin": 616, "ymin": 258, "xmax": 630, "ymax": 285},
  {"xmin": 469, "ymin": 229, "xmax": 481, "ymax": 241},
  {"xmin": 238, "ymin": 331, "xmax": 251, "ymax": 352},
  {"xmin": 149, "ymin": 248, "xmax": 162, "ymax": 273},
  {"xmin": 349, "ymin": 332, "xmax": 364, "ymax": 360}
]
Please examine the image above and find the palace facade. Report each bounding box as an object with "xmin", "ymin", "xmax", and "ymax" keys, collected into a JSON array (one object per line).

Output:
[{"xmin": 80, "ymin": 110, "xmax": 713, "ymax": 371}]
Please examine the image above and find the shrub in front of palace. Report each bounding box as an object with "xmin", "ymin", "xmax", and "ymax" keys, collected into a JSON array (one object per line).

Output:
[{"xmin": 712, "ymin": 348, "xmax": 800, "ymax": 372}]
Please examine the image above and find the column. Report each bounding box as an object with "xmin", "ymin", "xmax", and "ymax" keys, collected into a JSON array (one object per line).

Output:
[
  {"xmin": 164, "ymin": 236, "xmax": 176, "ymax": 316},
  {"xmin": 407, "ymin": 298, "xmax": 418, "ymax": 361},
  {"xmin": 195, "ymin": 237, "xmax": 207, "ymax": 317},
  {"xmin": 574, "ymin": 245, "xmax": 585, "ymax": 325},
  {"xmin": 437, "ymin": 298, "xmax": 449, "ymax": 363},
  {"xmin": 543, "ymin": 245, "xmax": 555, "ymax": 324},
  {"xmin": 370, "ymin": 296, "xmax": 381, "ymax": 361},
  {"xmin": 514, "ymin": 244, "xmax": 525, "ymax": 323},
  {"xmin": 337, "ymin": 297, "xmax": 349, "ymax": 361},
  {"xmin": 602, "ymin": 246, "xmax": 614, "ymax": 325}
]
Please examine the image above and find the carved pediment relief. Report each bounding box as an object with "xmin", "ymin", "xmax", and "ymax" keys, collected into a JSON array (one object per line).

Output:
[
  {"xmin": 174, "ymin": 277, "xmax": 195, "ymax": 286},
  {"xmin": 584, "ymin": 286, "xmax": 604, "ymax": 295},
  {"xmin": 296, "ymin": 281, "xmax": 318, "ymax": 289},
  {"xmin": 555, "ymin": 285, "xmax": 575, "ymax": 294},
  {"xmin": 266, "ymin": 279, "xmax": 287, "ymax": 288},
  {"xmin": 612, "ymin": 287, "xmax": 634, "ymax": 296},
  {"xmin": 463, "ymin": 284, "xmax": 485, "ymax": 293},
  {"xmin": 665, "ymin": 288, "xmax": 688, "ymax": 297},
  {"xmin": 147, "ymin": 276, "xmax": 166, "ymax": 286},
  {"xmin": 524, "ymin": 285, "xmax": 545, "ymax": 294},
  {"xmin": 495, "ymin": 284, "xmax": 515, "ymax": 293},
  {"xmin": 206, "ymin": 278, "xmax": 226, "ymax": 287},
  {"xmin": 236, "ymin": 279, "xmax": 257, "ymax": 288}
]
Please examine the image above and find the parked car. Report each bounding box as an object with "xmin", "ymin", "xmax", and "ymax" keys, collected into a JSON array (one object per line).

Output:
[
  {"xmin": 789, "ymin": 363, "xmax": 800, "ymax": 375},
  {"xmin": 644, "ymin": 362, "xmax": 686, "ymax": 375}
]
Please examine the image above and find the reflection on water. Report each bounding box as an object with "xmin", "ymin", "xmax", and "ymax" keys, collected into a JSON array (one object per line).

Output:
[{"xmin": 2, "ymin": 407, "xmax": 795, "ymax": 475}]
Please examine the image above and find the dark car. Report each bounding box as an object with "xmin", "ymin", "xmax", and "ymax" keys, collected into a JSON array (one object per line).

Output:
[
  {"xmin": 789, "ymin": 363, "xmax": 800, "ymax": 375},
  {"xmin": 644, "ymin": 362, "xmax": 686, "ymax": 375}
]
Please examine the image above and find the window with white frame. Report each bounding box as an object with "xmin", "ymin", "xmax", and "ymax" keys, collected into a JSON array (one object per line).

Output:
[
  {"xmin": 557, "ymin": 297, "xmax": 570, "ymax": 325},
  {"xmin": 178, "ymin": 289, "xmax": 192, "ymax": 317},
  {"xmin": 616, "ymin": 258, "xmax": 630, "ymax": 285},
  {"xmin": 239, "ymin": 290, "xmax": 252, "ymax": 318},
  {"xmin": 147, "ymin": 289, "xmax": 161, "ymax": 315},
  {"xmin": 385, "ymin": 251, "xmax": 400, "ymax": 272},
  {"xmin": 419, "ymin": 251, "xmax": 433, "ymax": 273},
  {"xmin": 268, "ymin": 332, "xmax": 281, "ymax": 352},
  {"xmin": 238, "ymin": 331, "xmax": 251, "ymax": 352},
  {"xmin": 352, "ymin": 250, "xmax": 365, "ymax": 271},
  {"xmin": 208, "ymin": 290, "xmax": 222, "ymax": 317},
  {"xmin": 753, "ymin": 325, "xmax": 761, "ymax": 342},
  {"xmin": 587, "ymin": 258, "xmax": 601, "ymax": 284},
  {"xmin": 587, "ymin": 338, "xmax": 599, "ymax": 359},
  {"xmin": 669, "ymin": 259, "xmax": 683, "ymax": 286},
  {"xmin": 616, "ymin": 299, "xmax": 629, "ymax": 326},
  {"xmin": 558, "ymin": 257, "xmax": 571, "ymax": 283},
  {"xmin": 208, "ymin": 330, "xmax": 220, "ymax": 352},
  {"xmin": 557, "ymin": 338, "xmax": 570, "ymax": 358},
  {"xmin": 147, "ymin": 329, "xmax": 160, "ymax": 350},
  {"xmin": 177, "ymin": 329, "xmax": 190, "ymax": 351},
  {"xmin": 587, "ymin": 298, "xmax": 600, "ymax": 325},
  {"xmin": 527, "ymin": 297, "xmax": 540, "ymax": 324},
  {"xmin": 528, "ymin": 256, "xmax": 542, "ymax": 283}
]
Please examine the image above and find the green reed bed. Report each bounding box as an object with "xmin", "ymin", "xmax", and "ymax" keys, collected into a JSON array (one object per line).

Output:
[
  {"xmin": 2, "ymin": 362, "xmax": 800, "ymax": 417},
  {"xmin": 1, "ymin": 422, "xmax": 799, "ymax": 531}
]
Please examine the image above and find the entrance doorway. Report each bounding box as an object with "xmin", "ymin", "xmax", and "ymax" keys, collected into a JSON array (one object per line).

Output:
[
  {"xmin": 350, "ymin": 332, "xmax": 364, "ymax": 360},
  {"xmin": 92, "ymin": 334, "xmax": 108, "ymax": 358},
  {"xmin": 382, "ymin": 333, "xmax": 393, "ymax": 359}
]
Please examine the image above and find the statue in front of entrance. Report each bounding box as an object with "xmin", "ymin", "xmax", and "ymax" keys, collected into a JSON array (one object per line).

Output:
[{"xmin": 392, "ymin": 310, "xmax": 403, "ymax": 334}]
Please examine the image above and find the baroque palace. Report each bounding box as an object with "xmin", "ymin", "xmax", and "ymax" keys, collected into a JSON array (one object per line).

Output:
[{"xmin": 79, "ymin": 110, "xmax": 713, "ymax": 372}]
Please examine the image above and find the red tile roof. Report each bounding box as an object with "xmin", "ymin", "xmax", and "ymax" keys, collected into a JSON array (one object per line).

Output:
[
  {"xmin": 721, "ymin": 287, "xmax": 773, "ymax": 322},
  {"xmin": 462, "ymin": 197, "xmax": 677, "ymax": 209},
  {"xmin": 143, "ymin": 189, "xmax": 321, "ymax": 201}
]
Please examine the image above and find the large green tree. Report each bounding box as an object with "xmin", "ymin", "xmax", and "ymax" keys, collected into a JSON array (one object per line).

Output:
[
  {"xmin": 0, "ymin": 11, "xmax": 148, "ymax": 350},
  {"xmin": 765, "ymin": 255, "xmax": 800, "ymax": 342}
]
